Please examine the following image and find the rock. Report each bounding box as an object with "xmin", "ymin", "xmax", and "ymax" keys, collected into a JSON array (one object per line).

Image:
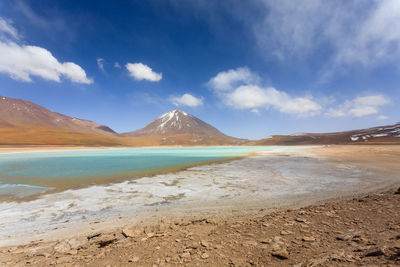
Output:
[
  {"xmin": 200, "ymin": 240, "xmax": 209, "ymax": 247},
  {"xmin": 395, "ymin": 187, "xmax": 400, "ymax": 194},
  {"xmin": 295, "ymin": 218, "xmax": 306, "ymax": 223},
  {"xmin": 53, "ymin": 241, "xmax": 71, "ymax": 253},
  {"xmin": 128, "ymin": 256, "xmax": 140, "ymax": 262},
  {"xmin": 97, "ymin": 239, "xmax": 117, "ymax": 248},
  {"xmin": 302, "ymin": 236, "xmax": 316, "ymax": 242},
  {"xmin": 68, "ymin": 237, "xmax": 87, "ymax": 250},
  {"xmin": 271, "ymin": 248, "xmax": 289, "ymax": 259},
  {"xmin": 351, "ymin": 236, "xmax": 364, "ymax": 244},
  {"xmin": 244, "ymin": 240, "xmax": 258, "ymax": 247},
  {"xmin": 122, "ymin": 228, "xmax": 140, "ymax": 238},
  {"xmin": 280, "ymin": 230, "xmax": 293, "ymax": 236},
  {"xmin": 146, "ymin": 232, "xmax": 155, "ymax": 238},
  {"xmin": 180, "ymin": 252, "xmax": 191, "ymax": 259},
  {"xmin": 336, "ymin": 235, "xmax": 352, "ymax": 241},
  {"xmin": 87, "ymin": 233, "xmax": 101, "ymax": 240},
  {"xmin": 364, "ymin": 247, "xmax": 385, "ymax": 257},
  {"xmin": 201, "ymin": 253, "xmax": 209, "ymax": 259},
  {"xmin": 64, "ymin": 249, "xmax": 78, "ymax": 255}
]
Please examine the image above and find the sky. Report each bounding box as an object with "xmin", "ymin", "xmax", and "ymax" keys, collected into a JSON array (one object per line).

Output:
[{"xmin": 0, "ymin": 0, "xmax": 399, "ymax": 139}]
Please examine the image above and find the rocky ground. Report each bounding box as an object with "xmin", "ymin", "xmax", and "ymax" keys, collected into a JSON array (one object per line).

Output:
[{"xmin": 1, "ymin": 187, "xmax": 400, "ymax": 266}]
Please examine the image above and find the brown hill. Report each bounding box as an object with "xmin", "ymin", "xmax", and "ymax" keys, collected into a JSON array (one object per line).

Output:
[
  {"xmin": 0, "ymin": 96, "xmax": 122, "ymax": 145},
  {"xmin": 0, "ymin": 96, "xmax": 116, "ymax": 136},
  {"xmin": 122, "ymin": 110, "xmax": 246, "ymax": 145},
  {"xmin": 254, "ymin": 123, "xmax": 400, "ymax": 145}
]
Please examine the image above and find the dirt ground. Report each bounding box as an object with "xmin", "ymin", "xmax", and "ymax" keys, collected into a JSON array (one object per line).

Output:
[
  {"xmin": 0, "ymin": 188, "xmax": 399, "ymax": 266},
  {"xmin": 1, "ymin": 145, "xmax": 400, "ymax": 266}
]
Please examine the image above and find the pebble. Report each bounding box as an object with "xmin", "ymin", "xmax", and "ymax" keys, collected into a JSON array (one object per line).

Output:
[
  {"xmin": 200, "ymin": 240, "xmax": 209, "ymax": 247},
  {"xmin": 271, "ymin": 248, "xmax": 289, "ymax": 259},
  {"xmin": 364, "ymin": 247, "xmax": 385, "ymax": 257},
  {"xmin": 122, "ymin": 228, "xmax": 139, "ymax": 238},
  {"xmin": 280, "ymin": 230, "xmax": 293, "ymax": 236},
  {"xmin": 128, "ymin": 256, "xmax": 140, "ymax": 262},
  {"xmin": 201, "ymin": 253, "xmax": 209, "ymax": 259},
  {"xmin": 302, "ymin": 236, "xmax": 316, "ymax": 242}
]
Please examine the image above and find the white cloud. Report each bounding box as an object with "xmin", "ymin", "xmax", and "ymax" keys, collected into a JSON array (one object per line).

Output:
[
  {"xmin": 170, "ymin": 93, "xmax": 203, "ymax": 107},
  {"xmin": 207, "ymin": 67, "xmax": 259, "ymax": 91},
  {"xmin": 0, "ymin": 16, "xmax": 92, "ymax": 84},
  {"xmin": 0, "ymin": 17, "xmax": 19, "ymax": 40},
  {"xmin": 353, "ymin": 95, "xmax": 390, "ymax": 107},
  {"xmin": 97, "ymin": 58, "xmax": 105, "ymax": 73},
  {"xmin": 0, "ymin": 41, "xmax": 92, "ymax": 84},
  {"xmin": 226, "ymin": 85, "xmax": 321, "ymax": 115},
  {"xmin": 377, "ymin": 115, "xmax": 388, "ymax": 120},
  {"xmin": 326, "ymin": 95, "xmax": 390, "ymax": 118},
  {"xmin": 254, "ymin": 1, "xmax": 400, "ymax": 78},
  {"xmin": 209, "ymin": 67, "xmax": 321, "ymax": 116},
  {"xmin": 114, "ymin": 62, "xmax": 121, "ymax": 68},
  {"xmin": 126, "ymin": 62, "xmax": 162, "ymax": 82},
  {"xmin": 251, "ymin": 108, "xmax": 260, "ymax": 114}
]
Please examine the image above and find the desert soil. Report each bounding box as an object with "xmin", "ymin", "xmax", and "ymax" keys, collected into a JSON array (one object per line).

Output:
[
  {"xmin": 0, "ymin": 145, "xmax": 399, "ymax": 266},
  {"xmin": 1, "ymin": 188, "xmax": 399, "ymax": 266}
]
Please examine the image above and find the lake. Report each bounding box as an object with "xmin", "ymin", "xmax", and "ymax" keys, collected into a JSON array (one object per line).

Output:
[{"xmin": 0, "ymin": 146, "xmax": 314, "ymax": 198}]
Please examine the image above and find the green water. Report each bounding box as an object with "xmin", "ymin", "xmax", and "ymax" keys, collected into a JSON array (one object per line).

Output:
[{"xmin": 0, "ymin": 146, "xmax": 314, "ymax": 197}]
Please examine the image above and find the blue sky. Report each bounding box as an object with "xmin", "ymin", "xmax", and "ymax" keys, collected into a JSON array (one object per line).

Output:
[{"xmin": 0, "ymin": 0, "xmax": 399, "ymax": 139}]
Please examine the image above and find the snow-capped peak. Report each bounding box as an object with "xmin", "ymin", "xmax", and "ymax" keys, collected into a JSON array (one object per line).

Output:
[
  {"xmin": 126, "ymin": 108, "xmax": 226, "ymax": 138},
  {"xmin": 157, "ymin": 110, "xmax": 190, "ymax": 130}
]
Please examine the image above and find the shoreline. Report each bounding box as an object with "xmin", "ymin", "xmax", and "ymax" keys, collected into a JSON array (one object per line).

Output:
[
  {"xmin": 0, "ymin": 144, "xmax": 321, "ymax": 154},
  {"xmin": 0, "ymin": 145, "xmax": 319, "ymax": 203},
  {"xmin": 0, "ymin": 155, "xmax": 245, "ymax": 203}
]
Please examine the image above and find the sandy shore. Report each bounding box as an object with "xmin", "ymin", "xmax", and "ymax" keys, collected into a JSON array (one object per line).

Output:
[
  {"xmin": 0, "ymin": 145, "xmax": 125, "ymax": 154},
  {"xmin": 0, "ymin": 145, "xmax": 253, "ymax": 154},
  {"xmin": 0, "ymin": 145, "xmax": 399, "ymax": 266}
]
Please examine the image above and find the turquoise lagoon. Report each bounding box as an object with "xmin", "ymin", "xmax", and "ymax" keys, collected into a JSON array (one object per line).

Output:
[{"xmin": 0, "ymin": 146, "xmax": 313, "ymax": 198}]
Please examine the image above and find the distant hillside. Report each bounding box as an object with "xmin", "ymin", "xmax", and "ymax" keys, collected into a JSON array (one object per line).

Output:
[
  {"xmin": 0, "ymin": 96, "xmax": 121, "ymax": 145},
  {"xmin": 0, "ymin": 96, "xmax": 116, "ymax": 136},
  {"xmin": 254, "ymin": 123, "xmax": 400, "ymax": 145}
]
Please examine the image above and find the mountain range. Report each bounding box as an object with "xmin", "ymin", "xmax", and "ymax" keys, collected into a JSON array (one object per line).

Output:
[{"xmin": 0, "ymin": 95, "xmax": 398, "ymax": 146}]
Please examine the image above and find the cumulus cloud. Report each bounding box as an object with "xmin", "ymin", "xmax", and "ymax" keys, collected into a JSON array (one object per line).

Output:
[
  {"xmin": 114, "ymin": 62, "xmax": 121, "ymax": 68},
  {"xmin": 126, "ymin": 62, "xmax": 162, "ymax": 82},
  {"xmin": 326, "ymin": 95, "xmax": 390, "ymax": 118},
  {"xmin": 209, "ymin": 67, "xmax": 321, "ymax": 116},
  {"xmin": 0, "ymin": 16, "xmax": 92, "ymax": 84},
  {"xmin": 207, "ymin": 67, "xmax": 259, "ymax": 91},
  {"xmin": 97, "ymin": 58, "xmax": 105, "ymax": 73},
  {"xmin": 170, "ymin": 93, "xmax": 203, "ymax": 107},
  {"xmin": 0, "ymin": 42, "xmax": 92, "ymax": 84},
  {"xmin": 226, "ymin": 85, "xmax": 321, "ymax": 115}
]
